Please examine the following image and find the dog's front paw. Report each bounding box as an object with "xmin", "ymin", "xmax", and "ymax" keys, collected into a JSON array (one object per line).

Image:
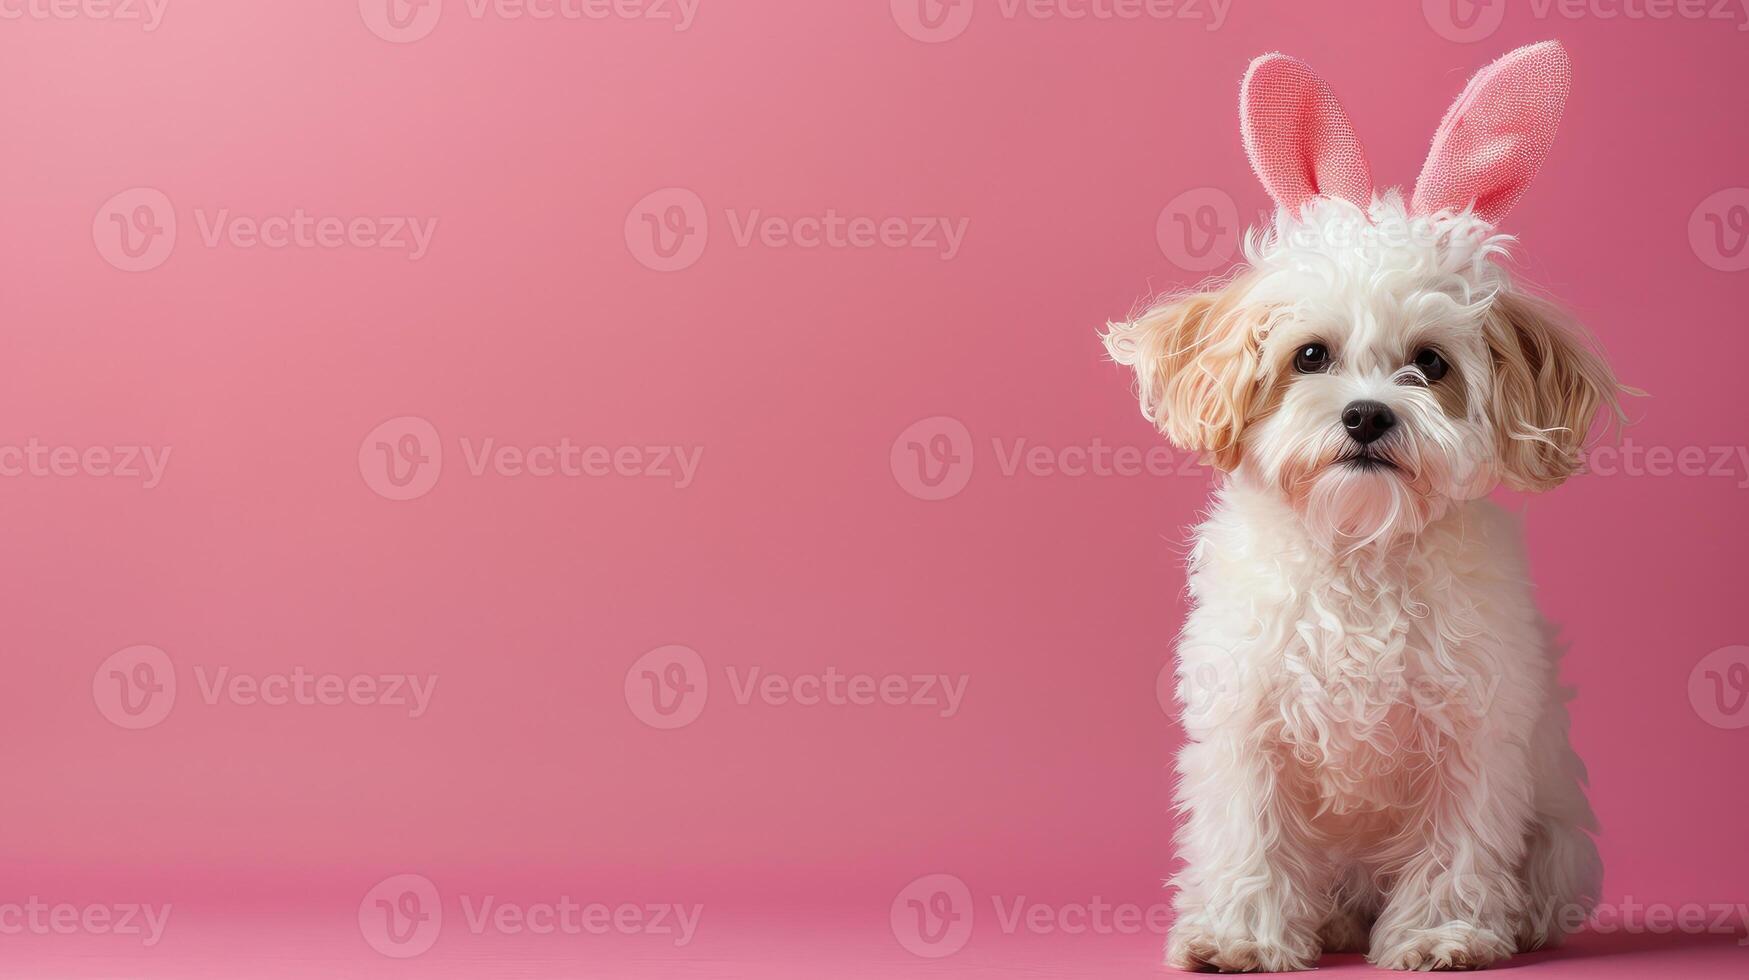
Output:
[
  {"xmin": 1369, "ymin": 923, "xmax": 1514, "ymax": 971},
  {"xmin": 1167, "ymin": 922, "xmax": 1317, "ymax": 972}
]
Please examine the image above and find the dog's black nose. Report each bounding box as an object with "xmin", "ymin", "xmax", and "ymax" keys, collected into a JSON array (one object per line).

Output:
[{"xmin": 1341, "ymin": 401, "xmax": 1396, "ymax": 445}]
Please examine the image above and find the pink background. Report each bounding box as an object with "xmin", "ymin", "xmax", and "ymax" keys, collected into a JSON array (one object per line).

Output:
[{"xmin": 2, "ymin": 1, "xmax": 1746, "ymax": 975}]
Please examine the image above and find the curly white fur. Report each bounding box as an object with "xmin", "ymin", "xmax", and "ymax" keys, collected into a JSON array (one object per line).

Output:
[{"xmin": 1105, "ymin": 196, "xmax": 1614, "ymax": 971}]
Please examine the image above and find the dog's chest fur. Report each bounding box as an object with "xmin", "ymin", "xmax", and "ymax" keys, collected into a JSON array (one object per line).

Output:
[
  {"xmin": 1181, "ymin": 485, "xmax": 1539, "ymax": 816},
  {"xmin": 1273, "ymin": 557, "xmax": 1487, "ymax": 813}
]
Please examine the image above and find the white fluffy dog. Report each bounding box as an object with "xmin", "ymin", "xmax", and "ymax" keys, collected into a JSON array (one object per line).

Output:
[{"xmin": 1104, "ymin": 43, "xmax": 1623, "ymax": 971}]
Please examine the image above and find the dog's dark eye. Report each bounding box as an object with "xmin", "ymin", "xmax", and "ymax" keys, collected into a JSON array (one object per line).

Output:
[
  {"xmin": 1293, "ymin": 343, "xmax": 1330, "ymax": 374},
  {"xmin": 1413, "ymin": 347, "xmax": 1449, "ymax": 381}
]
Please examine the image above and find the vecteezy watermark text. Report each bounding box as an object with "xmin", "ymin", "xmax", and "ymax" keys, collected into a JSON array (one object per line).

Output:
[
  {"xmin": 890, "ymin": 0, "xmax": 1231, "ymax": 43},
  {"xmin": 723, "ymin": 666, "xmax": 968, "ymax": 717},
  {"xmin": 191, "ymin": 666, "xmax": 437, "ymax": 717},
  {"xmin": 94, "ymin": 188, "xmax": 438, "ymax": 272},
  {"xmin": 457, "ymin": 438, "xmax": 702, "ymax": 486},
  {"xmin": 0, "ymin": 440, "xmax": 171, "ymax": 488},
  {"xmin": 360, "ymin": 0, "xmax": 699, "ymax": 43},
  {"xmin": 889, "ymin": 416, "xmax": 1208, "ymax": 501},
  {"xmin": 624, "ymin": 188, "xmax": 969, "ymax": 272},
  {"xmin": 459, "ymin": 896, "xmax": 701, "ymax": 944},
  {"xmin": 722, "ymin": 210, "xmax": 968, "ymax": 259},
  {"xmin": 1522, "ymin": 896, "xmax": 1749, "ymax": 945},
  {"xmin": 1580, "ymin": 440, "xmax": 1749, "ymax": 488},
  {"xmin": 357, "ymin": 874, "xmax": 701, "ymax": 959},
  {"xmin": 93, "ymin": 645, "xmax": 438, "ymax": 730},
  {"xmin": 0, "ymin": 0, "xmax": 168, "ymax": 30},
  {"xmin": 624, "ymin": 646, "xmax": 970, "ymax": 730},
  {"xmin": 1424, "ymin": 0, "xmax": 1749, "ymax": 43},
  {"xmin": 890, "ymin": 873, "xmax": 1172, "ymax": 958},
  {"xmin": 359, "ymin": 416, "xmax": 703, "ymax": 501},
  {"xmin": 0, "ymin": 899, "xmax": 171, "ymax": 947},
  {"xmin": 193, "ymin": 209, "xmax": 438, "ymax": 260}
]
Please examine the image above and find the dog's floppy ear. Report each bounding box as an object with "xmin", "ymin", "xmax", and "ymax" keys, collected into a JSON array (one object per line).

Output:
[
  {"xmin": 1412, "ymin": 40, "xmax": 1571, "ymax": 225},
  {"xmin": 1102, "ymin": 280, "xmax": 1262, "ymax": 470},
  {"xmin": 1240, "ymin": 53, "xmax": 1373, "ymax": 218},
  {"xmin": 1485, "ymin": 291, "xmax": 1623, "ymax": 492}
]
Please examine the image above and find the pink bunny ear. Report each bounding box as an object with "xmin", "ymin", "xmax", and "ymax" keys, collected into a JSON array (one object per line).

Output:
[
  {"xmin": 1240, "ymin": 53, "xmax": 1373, "ymax": 217},
  {"xmin": 1412, "ymin": 40, "xmax": 1572, "ymax": 225}
]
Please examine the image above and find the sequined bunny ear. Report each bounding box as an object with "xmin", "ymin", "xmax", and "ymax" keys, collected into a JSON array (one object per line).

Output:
[
  {"xmin": 1240, "ymin": 52, "xmax": 1374, "ymax": 218},
  {"xmin": 1411, "ymin": 40, "xmax": 1572, "ymax": 225}
]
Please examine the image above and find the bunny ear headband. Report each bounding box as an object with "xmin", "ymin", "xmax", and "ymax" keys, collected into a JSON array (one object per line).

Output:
[{"xmin": 1239, "ymin": 40, "xmax": 1572, "ymax": 226}]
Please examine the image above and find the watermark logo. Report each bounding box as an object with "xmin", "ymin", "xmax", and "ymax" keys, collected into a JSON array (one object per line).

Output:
[
  {"xmin": 892, "ymin": 419, "xmax": 1209, "ymax": 500},
  {"xmin": 891, "ymin": 0, "xmax": 1229, "ymax": 41},
  {"xmin": 890, "ymin": 0, "xmax": 975, "ymax": 42},
  {"xmin": 1161, "ymin": 650, "xmax": 1251, "ymax": 732},
  {"xmin": 92, "ymin": 645, "xmax": 176, "ymax": 730},
  {"xmin": 890, "ymin": 416, "xmax": 975, "ymax": 501},
  {"xmin": 361, "ymin": 874, "xmax": 701, "ymax": 952},
  {"xmin": 891, "ymin": 874, "xmax": 974, "ymax": 958},
  {"xmin": 360, "ymin": 416, "xmax": 443, "ymax": 501},
  {"xmin": 360, "ymin": 874, "xmax": 443, "ymax": 958},
  {"xmin": 624, "ymin": 648, "xmax": 968, "ymax": 728},
  {"xmin": 94, "ymin": 188, "xmax": 176, "ymax": 273},
  {"xmin": 360, "ymin": 418, "xmax": 704, "ymax": 500},
  {"xmin": 626, "ymin": 187, "xmax": 709, "ymax": 272},
  {"xmin": 625, "ymin": 645, "xmax": 709, "ymax": 729},
  {"xmin": 360, "ymin": 0, "xmax": 443, "ymax": 42},
  {"xmin": 94, "ymin": 648, "xmax": 438, "ymax": 727},
  {"xmin": 1157, "ymin": 187, "xmax": 1237, "ymax": 273},
  {"xmin": 365, "ymin": 0, "xmax": 697, "ymax": 38},
  {"xmin": 892, "ymin": 876, "xmax": 1170, "ymax": 957},
  {"xmin": 1690, "ymin": 188, "xmax": 1749, "ymax": 272},
  {"xmin": 1689, "ymin": 645, "xmax": 1749, "ymax": 730},
  {"xmin": 1427, "ymin": 0, "xmax": 1749, "ymax": 42},
  {"xmin": 626, "ymin": 188, "xmax": 969, "ymax": 270},
  {"xmin": 96, "ymin": 190, "xmax": 437, "ymax": 269},
  {"xmin": 1422, "ymin": 0, "xmax": 1506, "ymax": 42}
]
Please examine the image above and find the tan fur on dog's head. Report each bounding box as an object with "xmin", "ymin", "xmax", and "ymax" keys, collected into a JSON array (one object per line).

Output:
[
  {"xmin": 1484, "ymin": 291, "xmax": 1624, "ymax": 492},
  {"xmin": 1104, "ymin": 198, "xmax": 1630, "ymax": 545},
  {"xmin": 1099, "ymin": 272, "xmax": 1267, "ymax": 473}
]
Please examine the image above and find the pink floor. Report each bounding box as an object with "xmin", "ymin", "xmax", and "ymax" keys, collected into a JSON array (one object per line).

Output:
[{"xmin": 3, "ymin": 905, "xmax": 1743, "ymax": 977}]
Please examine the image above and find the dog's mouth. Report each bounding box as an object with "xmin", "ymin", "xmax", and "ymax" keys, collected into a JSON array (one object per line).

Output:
[{"xmin": 1335, "ymin": 450, "xmax": 1399, "ymax": 473}]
